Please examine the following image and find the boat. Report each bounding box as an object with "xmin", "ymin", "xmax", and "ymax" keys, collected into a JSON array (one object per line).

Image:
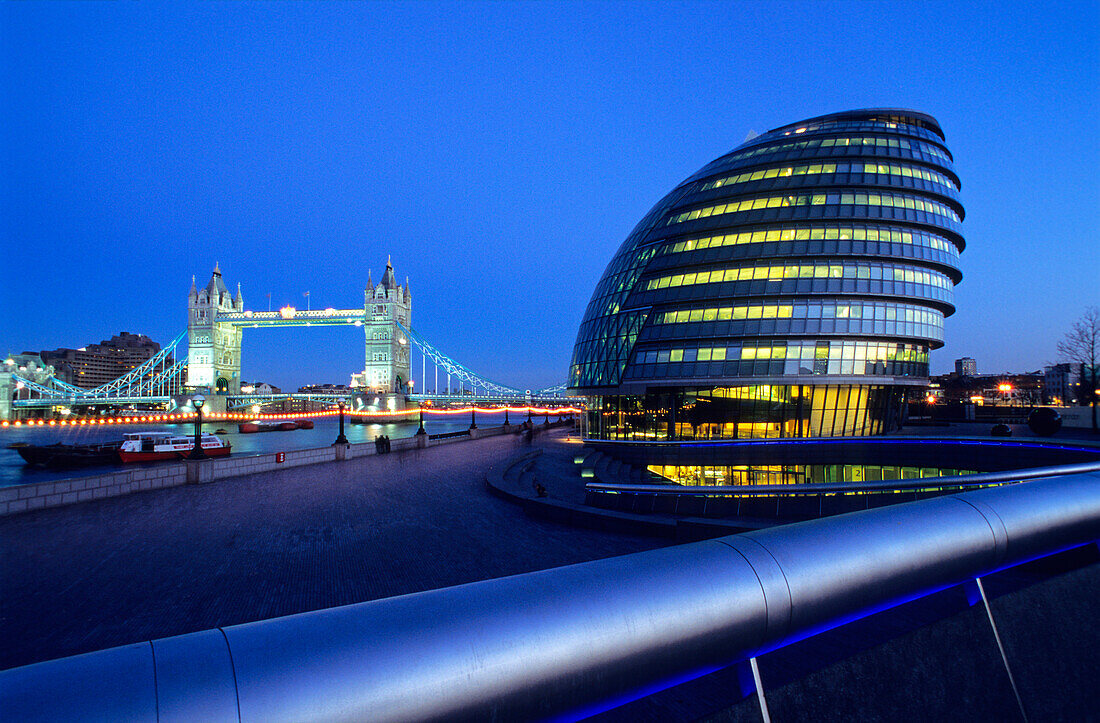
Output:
[
  {"xmin": 117, "ymin": 432, "xmax": 231, "ymax": 463},
  {"xmin": 11, "ymin": 441, "xmax": 123, "ymax": 469},
  {"xmin": 238, "ymin": 420, "xmax": 303, "ymax": 433}
]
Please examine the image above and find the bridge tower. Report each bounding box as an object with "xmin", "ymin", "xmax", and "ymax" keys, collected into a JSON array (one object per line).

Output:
[
  {"xmin": 187, "ymin": 263, "xmax": 244, "ymax": 394},
  {"xmin": 354, "ymin": 257, "xmax": 411, "ymax": 394}
]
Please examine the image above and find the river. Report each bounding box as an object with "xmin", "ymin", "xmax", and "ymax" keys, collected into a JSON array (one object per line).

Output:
[{"xmin": 1, "ymin": 411, "xmax": 523, "ymax": 488}]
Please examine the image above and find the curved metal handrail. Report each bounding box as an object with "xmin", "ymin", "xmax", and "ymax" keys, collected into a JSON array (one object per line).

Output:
[
  {"xmin": 584, "ymin": 435, "xmax": 1100, "ymax": 452},
  {"xmin": 3, "ymin": 471, "xmax": 1099, "ymax": 721},
  {"xmin": 586, "ymin": 460, "xmax": 1100, "ymax": 497}
]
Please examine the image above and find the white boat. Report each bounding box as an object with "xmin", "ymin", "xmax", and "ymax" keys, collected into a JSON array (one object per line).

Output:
[{"xmin": 118, "ymin": 431, "xmax": 231, "ymax": 463}]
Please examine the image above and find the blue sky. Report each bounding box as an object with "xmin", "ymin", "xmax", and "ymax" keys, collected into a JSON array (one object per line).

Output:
[{"xmin": 2, "ymin": 1, "xmax": 1097, "ymax": 390}]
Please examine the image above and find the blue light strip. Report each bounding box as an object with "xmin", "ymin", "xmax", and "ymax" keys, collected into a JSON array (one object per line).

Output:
[{"xmin": 562, "ymin": 540, "xmax": 1098, "ymax": 720}]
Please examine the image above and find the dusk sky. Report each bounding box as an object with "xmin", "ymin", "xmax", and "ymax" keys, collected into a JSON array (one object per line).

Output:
[{"xmin": 3, "ymin": 1, "xmax": 1097, "ymax": 391}]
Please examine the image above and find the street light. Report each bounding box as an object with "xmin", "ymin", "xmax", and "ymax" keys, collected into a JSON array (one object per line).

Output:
[
  {"xmin": 334, "ymin": 399, "xmax": 349, "ymax": 445},
  {"xmin": 998, "ymin": 383, "xmax": 1013, "ymax": 406},
  {"xmin": 188, "ymin": 394, "xmax": 206, "ymax": 460}
]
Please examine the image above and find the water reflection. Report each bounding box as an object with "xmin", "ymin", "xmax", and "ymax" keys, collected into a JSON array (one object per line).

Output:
[{"xmin": 1, "ymin": 412, "xmax": 518, "ymax": 488}]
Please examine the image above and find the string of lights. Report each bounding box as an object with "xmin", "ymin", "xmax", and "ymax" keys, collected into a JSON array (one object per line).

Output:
[{"xmin": 0, "ymin": 406, "xmax": 582, "ymax": 429}]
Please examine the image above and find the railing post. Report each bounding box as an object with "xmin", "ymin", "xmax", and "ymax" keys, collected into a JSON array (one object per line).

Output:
[
  {"xmin": 187, "ymin": 400, "xmax": 206, "ymax": 460},
  {"xmin": 333, "ymin": 400, "xmax": 348, "ymax": 446}
]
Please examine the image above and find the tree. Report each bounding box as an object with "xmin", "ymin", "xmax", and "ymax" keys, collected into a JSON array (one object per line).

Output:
[{"xmin": 1057, "ymin": 306, "xmax": 1100, "ymax": 433}]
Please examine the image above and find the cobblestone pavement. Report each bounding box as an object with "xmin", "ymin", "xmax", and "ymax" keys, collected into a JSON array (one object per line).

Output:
[{"xmin": 0, "ymin": 431, "xmax": 667, "ymax": 670}]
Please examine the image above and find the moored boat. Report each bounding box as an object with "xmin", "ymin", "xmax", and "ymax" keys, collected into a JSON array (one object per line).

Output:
[
  {"xmin": 118, "ymin": 432, "xmax": 230, "ymax": 463},
  {"xmin": 11, "ymin": 441, "xmax": 123, "ymax": 469},
  {"xmin": 238, "ymin": 420, "xmax": 304, "ymax": 433}
]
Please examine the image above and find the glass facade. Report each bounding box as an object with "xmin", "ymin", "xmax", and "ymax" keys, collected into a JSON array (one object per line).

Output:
[
  {"xmin": 569, "ymin": 109, "xmax": 963, "ymax": 440},
  {"xmin": 585, "ymin": 385, "xmax": 906, "ymax": 440},
  {"xmin": 647, "ymin": 462, "xmax": 976, "ymax": 487}
]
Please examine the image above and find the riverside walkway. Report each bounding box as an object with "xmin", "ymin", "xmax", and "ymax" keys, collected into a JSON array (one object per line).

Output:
[{"xmin": 0, "ymin": 429, "xmax": 664, "ymax": 671}]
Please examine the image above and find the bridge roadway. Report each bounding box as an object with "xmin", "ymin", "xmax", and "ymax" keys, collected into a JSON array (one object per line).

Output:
[
  {"xmin": 0, "ymin": 430, "xmax": 663, "ymax": 672},
  {"xmin": 12, "ymin": 392, "xmax": 580, "ymax": 410}
]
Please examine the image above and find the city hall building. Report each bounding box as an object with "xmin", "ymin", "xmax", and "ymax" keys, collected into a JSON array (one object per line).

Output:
[{"xmin": 569, "ymin": 109, "xmax": 963, "ymax": 442}]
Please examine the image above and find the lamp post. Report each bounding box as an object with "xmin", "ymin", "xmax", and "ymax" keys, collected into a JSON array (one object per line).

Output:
[
  {"xmin": 469, "ymin": 405, "xmax": 477, "ymax": 430},
  {"xmin": 504, "ymin": 407, "xmax": 510, "ymax": 426},
  {"xmin": 334, "ymin": 399, "xmax": 348, "ymax": 445},
  {"xmin": 416, "ymin": 408, "xmax": 426, "ymax": 436},
  {"xmin": 188, "ymin": 395, "xmax": 206, "ymax": 460}
]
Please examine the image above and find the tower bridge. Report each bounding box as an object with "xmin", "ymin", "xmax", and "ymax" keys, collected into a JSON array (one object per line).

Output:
[{"xmin": 1, "ymin": 260, "xmax": 578, "ymax": 420}]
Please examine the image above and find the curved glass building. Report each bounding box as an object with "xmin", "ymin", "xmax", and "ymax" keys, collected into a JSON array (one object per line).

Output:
[{"xmin": 570, "ymin": 109, "xmax": 963, "ymax": 440}]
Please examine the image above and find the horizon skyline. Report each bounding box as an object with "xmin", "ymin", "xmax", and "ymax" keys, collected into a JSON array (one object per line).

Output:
[
  {"xmin": 3, "ymin": 2, "xmax": 1098, "ymax": 391},
  {"xmin": 13, "ymin": 264, "xmax": 1084, "ymax": 388}
]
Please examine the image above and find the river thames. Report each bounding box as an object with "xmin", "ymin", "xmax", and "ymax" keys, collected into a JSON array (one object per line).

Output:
[{"xmin": 0, "ymin": 410, "xmax": 523, "ymax": 488}]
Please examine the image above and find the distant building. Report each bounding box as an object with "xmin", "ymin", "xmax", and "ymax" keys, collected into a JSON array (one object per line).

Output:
[
  {"xmin": 931, "ymin": 370, "xmax": 1043, "ymax": 405},
  {"xmin": 240, "ymin": 381, "xmax": 281, "ymax": 395},
  {"xmin": 955, "ymin": 357, "xmax": 977, "ymax": 376},
  {"xmin": 1044, "ymin": 363, "xmax": 1081, "ymax": 405},
  {"xmin": 988, "ymin": 373, "xmax": 1043, "ymax": 406},
  {"xmin": 298, "ymin": 384, "xmax": 352, "ymax": 395},
  {"xmin": 40, "ymin": 332, "xmax": 174, "ymax": 390},
  {"xmin": 272, "ymin": 397, "xmax": 322, "ymax": 414}
]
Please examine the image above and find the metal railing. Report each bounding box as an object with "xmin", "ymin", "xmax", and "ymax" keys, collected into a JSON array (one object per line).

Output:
[
  {"xmin": 428, "ymin": 429, "xmax": 471, "ymax": 441},
  {"xmin": 3, "ymin": 470, "xmax": 1099, "ymax": 721},
  {"xmin": 585, "ymin": 460, "xmax": 1100, "ymax": 520},
  {"xmin": 586, "ymin": 460, "xmax": 1100, "ymax": 497}
]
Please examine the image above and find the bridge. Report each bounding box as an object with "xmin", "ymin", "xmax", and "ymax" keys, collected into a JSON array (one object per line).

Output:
[{"xmin": 1, "ymin": 261, "xmax": 580, "ymax": 420}]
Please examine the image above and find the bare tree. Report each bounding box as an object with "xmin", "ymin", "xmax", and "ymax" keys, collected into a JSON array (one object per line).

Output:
[{"xmin": 1057, "ymin": 306, "xmax": 1100, "ymax": 433}]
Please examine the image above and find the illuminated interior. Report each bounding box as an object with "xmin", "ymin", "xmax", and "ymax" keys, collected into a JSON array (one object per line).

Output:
[{"xmin": 646, "ymin": 462, "xmax": 976, "ymax": 487}]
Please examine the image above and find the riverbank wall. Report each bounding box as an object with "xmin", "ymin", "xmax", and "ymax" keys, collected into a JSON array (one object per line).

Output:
[{"xmin": 0, "ymin": 421, "xmax": 572, "ymax": 517}]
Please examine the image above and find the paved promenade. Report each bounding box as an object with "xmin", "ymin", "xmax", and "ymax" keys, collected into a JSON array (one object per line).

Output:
[{"xmin": 0, "ymin": 430, "xmax": 664, "ymax": 670}]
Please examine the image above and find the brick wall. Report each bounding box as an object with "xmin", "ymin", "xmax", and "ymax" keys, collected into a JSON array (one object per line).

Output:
[{"xmin": 0, "ymin": 466, "xmax": 188, "ymax": 516}]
